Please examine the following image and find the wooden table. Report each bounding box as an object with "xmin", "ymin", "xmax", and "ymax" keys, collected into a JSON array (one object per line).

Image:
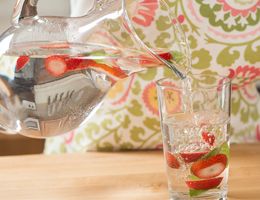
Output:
[{"xmin": 0, "ymin": 144, "xmax": 259, "ymax": 200}]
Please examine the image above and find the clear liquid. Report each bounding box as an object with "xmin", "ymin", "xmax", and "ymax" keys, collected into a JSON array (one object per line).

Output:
[
  {"xmin": 162, "ymin": 111, "xmax": 230, "ymax": 200},
  {"xmin": 0, "ymin": 42, "xmax": 167, "ymax": 138}
]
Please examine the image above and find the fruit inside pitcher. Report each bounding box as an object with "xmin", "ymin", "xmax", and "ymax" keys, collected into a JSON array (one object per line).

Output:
[{"xmin": 0, "ymin": 41, "xmax": 176, "ymax": 138}]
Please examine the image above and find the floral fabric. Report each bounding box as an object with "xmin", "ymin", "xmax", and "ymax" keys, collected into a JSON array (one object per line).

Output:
[{"xmin": 44, "ymin": 0, "xmax": 260, "ymax": 153}]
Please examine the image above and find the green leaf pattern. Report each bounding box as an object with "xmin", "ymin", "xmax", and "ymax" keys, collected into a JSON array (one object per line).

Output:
[
  {"xmin": 127, "ymin": 100, "xmax": 143, "ymax": 116},
  {"xmin": 217, "ymin": 47, "xmax": 240, "ymax": 67},
  {"xmin": 192, "ymin": 49, "xmax": 212, "ymax": 69},
  {"xmin": 44, "ymin": 0, "xmax": 260, "ymax": 154},
  {"xmin": 130, "ymin": 127, "xmax": 145, "ymax": 142},
  {"xmin": 132, "ymin": 81, "xmax": 141, "ymax": 95},
  {"xmin": 245, "ymin": 43, "xmax": 260, "ymax": 64}
]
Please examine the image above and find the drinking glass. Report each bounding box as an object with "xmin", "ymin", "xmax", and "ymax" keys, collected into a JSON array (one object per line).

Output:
[{"xmin": 156, "ymin": 73, "xmax": 231, "ymax": 200}]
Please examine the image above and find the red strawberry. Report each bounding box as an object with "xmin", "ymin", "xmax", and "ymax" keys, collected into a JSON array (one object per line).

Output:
[
  {"xmin": 166, "ymin": 152, "xmax": 180, "ymax": 169},
  {"xmin": 88, "ymin": 61, "xmax": 127, "ymax": 79},
  {"xmin": 180, "ymin": 152, "xmax": 208, "ymax": 163},
  {"xmin": 135, "ymin": 52, "xmax": 172, "ymax": 67},
  {"xmin": 66, "ymin": 58, "xmax": 83, "ymax": 70},
  {"xmin": 45, "ymin": 55, "xmax": 67, "ymax": 77},
  {"xmin": 138, "ymin": 55, "xmax": 160, "ymax": 67},
  {"xmin": 111, "ymin": 66, "xmax": 127, "ymax": 79},
  {"xmin": 158, "ymin": 52, "xmax": 172, "ymax": 61},
  {"xmin": 16, "ymin": 56, "xmax": 29, "ymax": 71},
  {"xmin": 202, "ymin": 131, "xmax": 215, "ymax": 146},
  {"xmin": 186, "ymin": 177, "xmax": 223, "ymax": 190},
  {"xmin": 191, "ymin": 154, "xmax": 227, "ymax": 179},
  {"xmin": 78, "ymin": 60, "xmax": 93, "ymax": 69}
]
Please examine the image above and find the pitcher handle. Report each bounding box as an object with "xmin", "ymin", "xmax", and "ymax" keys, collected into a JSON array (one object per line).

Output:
[
  {"xmin": 11, "ymin": 0, "xmax": 105, "ymax": 24},
  {"xmin": 12, "ymin": 0, "xmax": 38, "ymax": 25}
]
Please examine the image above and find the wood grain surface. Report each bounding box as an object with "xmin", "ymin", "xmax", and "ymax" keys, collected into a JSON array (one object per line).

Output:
[{"xmin": 0, "ymin": 144, "xmax": 259, "ymax": 200}]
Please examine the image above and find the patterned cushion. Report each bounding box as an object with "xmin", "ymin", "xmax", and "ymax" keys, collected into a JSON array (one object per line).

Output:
[{"xmin": 45, "ymin": 0, "xmax": 260, "ymax": 153}]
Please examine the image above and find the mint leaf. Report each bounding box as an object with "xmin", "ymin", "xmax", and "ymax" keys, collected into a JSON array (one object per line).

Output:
[
  {"xmin": 189, "ymin": 189, "xmax": 207, "ymax": 197},
  {"xmin": 90, "ymin": 50, "xmax": 107, "ymax": 56},
  {"xmin": 201, "ymin": 147, "xmax": 220, "ymax": 160},
  {"xmin": 190, "ymin": 147, "xmax": 220, "ymax": 177},
  {"xmin": 187, "ymin": 175, "xmax": 201, "ymax": 181},
  {"xmin": 172, "ymin": 51, "xmax": 185, "ymax": 63},
  {"xmin": 196, "ymin": 142, "xmax": 229, "ymax": 161},
  {"xmin": 219, "ymin": 142, "xmax": 230, "ymax": 162}
]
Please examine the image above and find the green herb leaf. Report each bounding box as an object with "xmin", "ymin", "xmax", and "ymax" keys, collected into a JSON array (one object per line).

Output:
[
  {"xmin": 172, "ymin": 51, "xmax": 185, "ymax": 63},
  {"xmin": 201, "ymin": 147, "xmax": 220, "ymax": 160},
  {"xmin": 187, "ymin": 175, "xmax": 201, "ymax": 181},
  {"xmin": 189, "ymin": 189, "xmax": 207, "ymax": 197},
  {"xmin": 90, "ymin": 50, "xmax": 106, "ymax": 56},
  {"xmin": 219, "ymin": 142, "xmax": 230, "ymax": 161}
]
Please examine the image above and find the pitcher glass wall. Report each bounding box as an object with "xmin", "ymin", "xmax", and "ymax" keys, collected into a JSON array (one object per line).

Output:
[{"xmin": 0, "ymin": 0, "xmax": 190, "ymax": 138}]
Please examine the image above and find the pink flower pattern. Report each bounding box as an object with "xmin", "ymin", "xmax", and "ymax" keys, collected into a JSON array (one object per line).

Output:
[
  {"xmin": 227, "ymin": 65, "xmax": 260, "ymax": 92},
  {"xmin": 218, "ymin": 0, "xmax": 260, "ymax": 17},
  {"xmin": 132, "ymin": 0, "xmax": 158, "ymax": 27},
  {"xmin": 64, "ymin": 131, "xmax": 75, "ymax": 145},
  {"xmin": 142, "ymin": 82, "xmax": 159, "ymax": 116}
]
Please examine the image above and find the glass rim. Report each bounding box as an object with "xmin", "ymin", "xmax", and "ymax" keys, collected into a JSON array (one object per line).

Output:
[{"xmin": 156, "ymin": 73, "xmax": 231, "ymax": 91}]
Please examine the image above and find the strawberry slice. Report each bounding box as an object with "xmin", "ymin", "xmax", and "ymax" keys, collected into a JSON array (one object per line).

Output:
[
  {"xmin": 66, "ymin": 58, "xmax": 83, "ymax": 70},
  {"xmin": 186, "ymin": 177, "xmax": 223, "ymax": 190},
  {"xmin": 77, "ymin": 60, "xmax": 93, "ymax": 69},
  {"xmin": 139, "ymin": 58, "xmax": 157, "ymax": 66},
  {"xmin": 138, "ymin": 55, "xmax": 161, "ymax": 67},
  {"xmin": 166, "ymin": 152, "xmax": 180, "ymax": 169},
  {"xmin": 202, "ymin": 131, "xmax": 215, "ymax": 146},
  {"xmin": 139, "ymin": 52, "xmax": 172, "ymax": 66},
  {"xmin": 45, "ymin": 55, "xmax": 67, "ymax": 77},
  {"xmin": 16, "ymin": 56, "xmax": 29, "ymax": 71},
  {"xmin": 88, "ymin": 61, "xmax": 127, "ymax": 79},
  {"xmin": 158, "ymin": 52, "xmax": 172, "ymax": 61},
  {"xmin": 131, "ymin": 52, "xmax": 172, "ymax": 67},
  {"xmin": 180, "ymin": 152, "xmax": 208, "ymax": 163},
  {"xmin": 191, "ymin": 154, "xmax": 227, "ymax": 179}
]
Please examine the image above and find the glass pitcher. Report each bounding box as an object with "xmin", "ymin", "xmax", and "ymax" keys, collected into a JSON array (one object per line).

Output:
[{"xmin": 0, "ymin": 0, "xmax": 190, "ymax": 138}]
